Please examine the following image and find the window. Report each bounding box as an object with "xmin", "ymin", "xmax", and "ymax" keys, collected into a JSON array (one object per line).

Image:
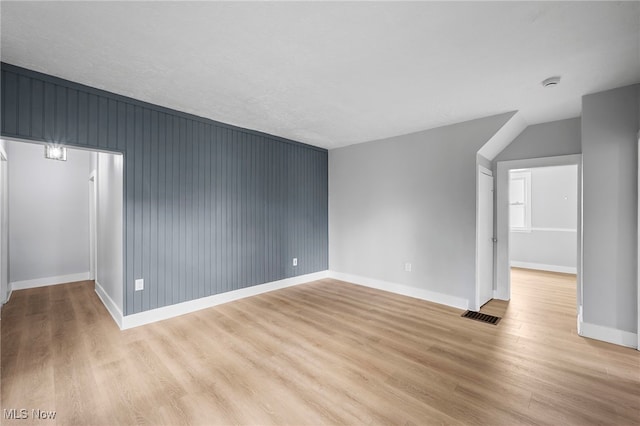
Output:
[{"xmin": 509, "ymin": 169, "xmax": 531, "ymax": 232}]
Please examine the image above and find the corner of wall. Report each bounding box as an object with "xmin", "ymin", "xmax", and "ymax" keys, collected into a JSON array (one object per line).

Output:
[
  {"xmin": 95, "ymin": 280, "xmax": 123, "ymax": 329},
  {"xmin": 579, "ymin": 320, "xmax": 637, "ymax": 349}
]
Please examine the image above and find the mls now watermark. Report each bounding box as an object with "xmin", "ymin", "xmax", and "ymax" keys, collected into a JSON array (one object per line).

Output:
[{"xmin": 4, "ymin": 408, "xmax": 57, "ymax": 420}]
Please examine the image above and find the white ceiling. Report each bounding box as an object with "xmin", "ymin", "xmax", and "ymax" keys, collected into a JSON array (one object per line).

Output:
[{"xmin": 1, "ymin": 2, "xmax": 639, "ymax": 149}]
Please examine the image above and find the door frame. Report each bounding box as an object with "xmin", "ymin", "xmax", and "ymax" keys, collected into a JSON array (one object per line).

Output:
[
  {"xmin": 495, "ymin": 154, "xmax": 582, "ymax": 324},
  {"xmin": 475, "ymin": 164, "xmax": 494, "ymax": 310},
  {"xmin": 0, "ymin": 144, "xmax": 8, "ymax": 305},
  {"xmin": 89, "ymin": 171, "xmax": 97, "ymax": 281}
]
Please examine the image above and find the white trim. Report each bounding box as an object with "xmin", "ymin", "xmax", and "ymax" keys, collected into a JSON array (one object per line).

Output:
[
  {"xmin": 579, "ymin": 321, "xmax": 637, "ymax": 348},
  {"xmin": 120, "ymin": 271, "xmax": 329, "ymax": 330},
  {"xmin": 88, "ymin": 171, "xmax": 97, "ymax": 281},
  {"xmin": 478, "ymin": 164, "xmax": 493, "ymax": 177},
  {"xmin": 524, "ymin": 227, "xmax": 577, "ymax": 233},
  {"xmin": 509, "ymin": 169, "xmax": 532, "ymax": 232},
  {"xmin": 95, "ymin": 280, "xmax": 123, "ymax": 328},
  {"xmin": 0, "ymin": 288, "xmax": 12, "ymax": 314},
  {"xmin": 510, "ymin": 261, "xmax": 576, "ymax": 275},
  {"xmin": 328, "ymin": 271, "xmax": 469, "ymax": 311},
  {"xmin": 475, "ymin": 163, "xmax": 495, "ymax": 310},
  {"xmin": 10, "ymin": 272, "xmax": 91, "ymax": 290},
  {"xmin": 577, "ymin": 305, "xmax": 583, "ymax": 335}
]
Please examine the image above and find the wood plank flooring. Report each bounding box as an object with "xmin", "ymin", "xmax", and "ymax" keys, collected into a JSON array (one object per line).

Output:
[{"xmin": 1, "ymin": 269, "xmax": 639, "ymax": 425}]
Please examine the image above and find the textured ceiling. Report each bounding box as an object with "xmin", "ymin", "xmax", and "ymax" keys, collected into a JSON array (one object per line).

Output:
[{"xmin": 1, "ymin": 1, "xmax": 639, "ymax": 149}]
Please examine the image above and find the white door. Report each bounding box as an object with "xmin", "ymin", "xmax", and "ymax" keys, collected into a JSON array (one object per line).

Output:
[{"xmin": 478, "ymin": 169, "xmax": 494, "ymax": 308}]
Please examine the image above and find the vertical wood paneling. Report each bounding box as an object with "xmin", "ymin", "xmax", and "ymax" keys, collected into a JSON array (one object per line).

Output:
[
  {"xmin": 30, "ymin": 79, "xmax": 44, "ymax": 139},
  {"xmin": 67, "ymin": 88, "xmax": 78, "ymax": 144},
  {"xmin": 157, "ymin": 112, "xmax": 167, "ymax": 309},
  {"xmin": 125, "ymin": 102, "xmax": 136, "ymax": 315},
  {"xmin": 77, "ymin": 91, "xmax": 88, "ymax": 144},
  {"xmin": 17, "ymin": 75, "xmax": 31, "ymax": 136},
  {"xmin": 149, "ymin": 109, "xmax": 159, "ymax": 310},
  {"xmin": 107, "ymin": 98, "xmax": 117, "ymax": 151},
  {"xmin": 43, "ymin": 82, "xmax": 55, "ymax": 141},
  {"xmin": 87, "ymin": 93, "xmax": 98, "ymax": 147},
  {"xmin": 3, "ymin": 71, "xmax": 18, "ymax": 135},
  {"xmin": 1, "ymin": 63, "xmax": 328, "ymax": 316},
  {"xmin": 55, "ymin": 85, "xmax": 67, "ymax": 142}
]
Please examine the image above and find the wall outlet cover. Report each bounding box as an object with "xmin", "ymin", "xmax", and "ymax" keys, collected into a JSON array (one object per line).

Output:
[
  {"xmin": 293, "ymin": 258, "xmax": 298, "ymax": 267},
  {"xmin": 135, "ymin": 278, "xmax": 144, "ymax": 291}
]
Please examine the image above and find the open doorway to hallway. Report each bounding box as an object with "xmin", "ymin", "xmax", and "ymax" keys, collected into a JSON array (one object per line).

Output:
[
  {"xmin": 494, "ymin": 155, "xmax": 582, "ymax": 323},
  {"xmin": 503, "ymin": 165, "xmax": 579, "ymax": 330},
  {"xmin": 485, "ymin": 165, "xmax": 579, "ymax": 329},
  {"xmin": 508, "ymin": 165, "xmax": 578, "ymax": 276},
  {"xmin": 0, "ymin": 138, "xmax": 123, "ymax": 317}
]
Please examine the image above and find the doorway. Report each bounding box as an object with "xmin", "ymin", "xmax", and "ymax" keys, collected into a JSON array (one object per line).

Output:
[
  {"xmin": 2, "ymin": 137, "xmax": 124, "ymax": 322},
  {"xmin": 508, "ymin": 165, "xmax": 578, "ymax": 275},
  {"xmin": 476, "ymin": 165, "xmax": 494, "ymax": 309},
  {"xmin": 495, "ymin": 154, "xmax": 582, "ymax": 323}
]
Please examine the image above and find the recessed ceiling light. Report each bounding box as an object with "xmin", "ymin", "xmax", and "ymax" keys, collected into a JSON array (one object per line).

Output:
[{"xmin": 542, "ymin": 76, "xmax": 561, "ymax": 87}]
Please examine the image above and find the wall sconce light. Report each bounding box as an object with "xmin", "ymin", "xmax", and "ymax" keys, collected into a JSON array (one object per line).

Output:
[{"xmin": 44, "ymin": 145, "xmax": 67, "ymax": 161}]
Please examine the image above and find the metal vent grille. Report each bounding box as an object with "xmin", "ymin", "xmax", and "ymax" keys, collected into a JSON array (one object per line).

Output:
[{"xmin": 461, "ymin": 310, "xmax": 501, "ymax": 325}]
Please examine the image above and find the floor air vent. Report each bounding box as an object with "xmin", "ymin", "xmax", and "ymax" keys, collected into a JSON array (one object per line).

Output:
[{"xmin": 461, "ymin": 310, "xmax": 501, "ymax": 325}]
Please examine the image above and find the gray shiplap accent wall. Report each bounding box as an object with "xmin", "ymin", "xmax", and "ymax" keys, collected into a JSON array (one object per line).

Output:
[{"xmin": 1, "ymin": 63, "xmax": 328, "ymax": 315}]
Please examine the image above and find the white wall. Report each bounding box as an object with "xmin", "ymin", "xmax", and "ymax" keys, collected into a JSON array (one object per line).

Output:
[
  {"xmin": 582, "ymin": 84, "xmax": 638, "ymax": 336},
  {"xmin": 7, "ymin": 141, "xmax": 91, "ymax": 286},
  {"xmin": 494, "ymin": 118, "xmax": 582, "ymax": 162},
  {"xmin": 96, "ymin": 152, "xmax": 124, "ymax": 313},
  {"xmin": 510, "ymin": 165, "xmax": 578, "ymax": 273},
  {"xmin": 329, "ymin": 112, "xmax": 513, "ymax": 308}
]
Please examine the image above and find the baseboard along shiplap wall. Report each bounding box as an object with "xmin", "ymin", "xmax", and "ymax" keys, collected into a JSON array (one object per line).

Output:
[{"xmin": 116, "ymin": 271, "xmax": 330, "ymax": 330}]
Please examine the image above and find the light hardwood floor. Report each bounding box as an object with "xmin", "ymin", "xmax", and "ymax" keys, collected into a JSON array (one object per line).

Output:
[{"xmin": 1, "ymin": 269, "xmax": 639, "ymax": 425}]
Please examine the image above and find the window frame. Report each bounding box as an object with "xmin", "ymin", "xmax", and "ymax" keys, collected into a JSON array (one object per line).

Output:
[{"xmin": 509, "ymin": 169, "xmax": 532, "ymax": 232}]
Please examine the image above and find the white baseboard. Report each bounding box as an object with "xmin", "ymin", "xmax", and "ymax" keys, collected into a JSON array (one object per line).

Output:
[
  {"xmin": 577, "ymin": 305, "xmax": 583, "ymax": 335},
  {"xmin": 120, "ymin": 270, "xmax": 330, "ymax": 330},
  {"xmin": 1, "ymin": 288, "xmax": 12, "ymax": 306},
  {"xmin": 493, "ymin": 288, "xmax": 510, "ymax": 301},
  {"xmin": 579, "ymin": 320, "xmax": 637, "ymax": 349},
  {"xmin": 510, "ymin": 261, "xmax": 576, "ymax": 275},
  {"xmin": 10, "ymin": 272, "xmax": 91, "ymax": 291},
  {"xmin": 327, "ymin": 271, "xmax": 469, "ymax": 311},
  {"xmin": 94, "ymin": 281, "xmax": 123, "ymax": 329}
]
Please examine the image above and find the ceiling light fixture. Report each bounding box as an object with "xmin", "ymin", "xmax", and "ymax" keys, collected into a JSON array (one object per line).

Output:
[
  {"xmin": 44, "ymin": 145, "xmax": 67, "ymax": 161},
  {"xmin": 542, "ymin": 76, "xmax": 561, "ymax": 87}
]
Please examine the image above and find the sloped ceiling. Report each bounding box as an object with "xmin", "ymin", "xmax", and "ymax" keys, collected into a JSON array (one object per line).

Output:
[{"xmin": 1, "ymin": 1, "xmax": 638, "ymax": 149}]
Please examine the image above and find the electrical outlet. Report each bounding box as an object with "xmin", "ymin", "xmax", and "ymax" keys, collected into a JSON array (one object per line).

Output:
[
  {"xmin": 404, "ymin": 262, "xmax": 412, "ymax": 272},
  {"xmin": 135, "ymin": 278, "xmax": 144, "ymax": 291},
  {"xmin": 293, "ymin": 258, "xmax": 298, "ymax": 267}
]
